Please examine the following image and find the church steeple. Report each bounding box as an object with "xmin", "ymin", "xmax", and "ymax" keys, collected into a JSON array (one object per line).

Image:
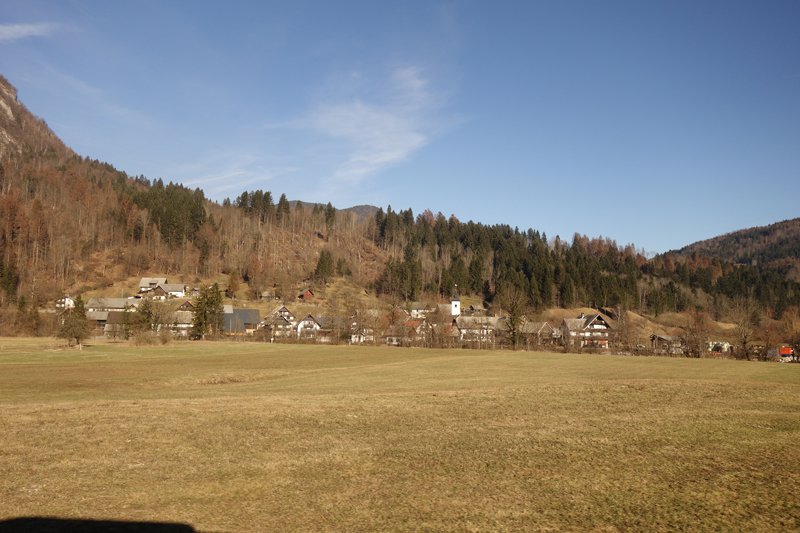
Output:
[{"xmin": 451, "ymin": 286, "xmax": 461, "ymax": 316}]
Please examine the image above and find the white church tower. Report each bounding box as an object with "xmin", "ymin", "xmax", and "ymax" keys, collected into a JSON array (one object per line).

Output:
[{"xmin": 451, "ymin": 288, "xmax": 461, "ymax": 316}]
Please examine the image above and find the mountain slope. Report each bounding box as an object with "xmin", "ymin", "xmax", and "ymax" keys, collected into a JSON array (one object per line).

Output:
[
  {"xmin": 344, "ymin": 204, "xmax": 379, "ymax": 220},
  {"xmin": 0, "ymin": 74, "xmax": 388, "ymax": 317},
  {"xmin": 674, "ymin": 218, "xmax": 800, "ymax": 279},
  {"xmin": 0, "ymin": 74, "xmax": 69, "ymax": 160}
]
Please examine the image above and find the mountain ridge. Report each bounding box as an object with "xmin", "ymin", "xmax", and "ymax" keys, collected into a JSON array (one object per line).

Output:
[{"xmin": 673, "ymin": 217, "xmax": 800, "ymax": 280}]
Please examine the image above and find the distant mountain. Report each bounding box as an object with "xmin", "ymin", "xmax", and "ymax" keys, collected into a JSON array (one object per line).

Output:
[
  {"xmin": 344, "ymin": 204, "xmax": 379, "ymax": 220},
  {"xmin": 286, "ymin": 201, "xmax": 378, "ymax": 221},
  {"xmin": 674, "ymin": 218, "xmax": 800, "ymax": 277},
  {"xmin": 288, "ymin": 200, "xmax": 318, "ymax": 210}
]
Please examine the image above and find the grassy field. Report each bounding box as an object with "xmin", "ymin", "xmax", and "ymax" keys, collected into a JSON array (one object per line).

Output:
[{"xmin": 1, "ymin": 339, "xmax": 799, "ymax": 532}]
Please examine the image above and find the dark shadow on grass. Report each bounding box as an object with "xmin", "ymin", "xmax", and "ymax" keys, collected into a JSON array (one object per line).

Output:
[{"xmin": 0, "ymin": 517, "xmax": 199, "ymax": 533}]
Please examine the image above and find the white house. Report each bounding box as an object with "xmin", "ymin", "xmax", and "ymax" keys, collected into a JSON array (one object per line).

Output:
[
  {"xmin": 296, "ymin": 314, "xmax": 321, "ymax": 339},
  {"xmin": 55, "ymin": 295, "xmax": 76, "ymax": 311},
  {"xmin": 561, "ymin": 313, "xmax": 612, "ymax": 349},
  {"xmin": 158, "ymin": 283, "xmax": 187, "ymax": 299},
  {"xmin": 138, "ymin": 278, "xmax": 168, "ymax": 294}
]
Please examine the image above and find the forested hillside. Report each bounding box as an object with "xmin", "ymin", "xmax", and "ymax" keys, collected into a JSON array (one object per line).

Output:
[
  {"xmin": 367, "ymin": 208, "xmax": 800, "ymax": 319},
  {"xmin": 1, "ymin": 73, "xmax": 799, "ymax": 339},
  {"xmin": 675, "ymin": 218, "xmax": 800, "ymax": 281},
  {"xmin": 0, "ymin": 75, "xmax": 383, "ymax": 319}
]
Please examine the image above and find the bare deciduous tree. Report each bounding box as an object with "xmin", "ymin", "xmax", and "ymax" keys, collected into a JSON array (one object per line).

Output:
[
  {"xmin": 682, "ymin": 308, "xmax": 710, "ymax": 358},
  {"xmin": 727, "ymin": 296, "xmax": 760, "ymax": 360},
  {"xmin": 497, "ymin": 281, "xmax": 526, "ymax": 350},
  {"xmin": 613, "ymin": 304, "xmax": 638, "ymax": 351}
]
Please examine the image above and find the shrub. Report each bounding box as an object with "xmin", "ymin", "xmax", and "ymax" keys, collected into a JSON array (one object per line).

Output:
[{"xmin": 133, "ymin": 332, "xmax": 157, "ymax": 346}]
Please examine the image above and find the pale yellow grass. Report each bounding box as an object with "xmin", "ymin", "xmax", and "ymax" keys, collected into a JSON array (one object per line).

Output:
[{"xmin": 1, "ymin": 343, "xmax": 799, "ymax": 532}]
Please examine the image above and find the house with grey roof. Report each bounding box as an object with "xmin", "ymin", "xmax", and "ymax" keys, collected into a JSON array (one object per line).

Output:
[
  {"xmin": 86, "ymin": 297, "xmax": 141, "ymax": 313},
  {"xmin": 264, "ymin": 315, "xmax": 294, "ymax": 339},
  {"xmin": 155, "ymin": 283, "xmax": 187, "ymax": 299},
  {"xmin": 650, "ymin": 334, "xmax": 685, "ymax": 355},
  {"xmin": 87, "ymin": 310, "xmax": 110, "ymax": 333},
  {"xmin": 223, "ymin": 308, "xmax": 261, "ymax": 335},
  {"xmin": 268, "ymin": 305, "xmax": 296, "ymax": 323},
  {"xmin": 138, "ymin": 277, "xmax": 168, "ymax": 292},
  {"xmin": 519, "ymin": 321, "xmax": 556, "ymax": 347},
  {"xmin": 316, "ymin": 316, "xmax": 347, "ymax": 343},
  {"xmin": 455, "ymin": 316, "xmax": 507, "ymax": 345},
  {"xmin": 85, "ymin": 298, "xmax": 139, "ymax": 335},
  {"xmin": 467, "ymin": 304, "xmax": 486, "ymax": 316},
  {"xmin": 561, "ymin": 313, "xmax": 612, "ymax": 349},
  {"xmin": 162, "ymin": 310, "xmax": 194, "ymax": 337},
  {"xmin": 103, "ymin": 311, "xmax": 127, "ymax": 339},
  {"xmin": 409, "ymin": 302, "xmax": 434, "ymax": 318},
  {"xmin": 296, "ymin": 314, "xmax": 321, "ymax": 339}
]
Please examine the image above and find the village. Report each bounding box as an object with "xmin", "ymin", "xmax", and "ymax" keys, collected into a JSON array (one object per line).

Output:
[{"xmin": 53, "ymin": 276, "xmax": 796, "ymax": 360}]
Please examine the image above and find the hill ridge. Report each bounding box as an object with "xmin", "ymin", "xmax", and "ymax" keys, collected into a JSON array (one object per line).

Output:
[{"xmin": 674, "ymin": 217, "xmax": 800, "ymax": 279}]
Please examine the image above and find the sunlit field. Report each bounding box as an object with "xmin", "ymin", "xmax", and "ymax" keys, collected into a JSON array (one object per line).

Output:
[{"xmin": 2, "ymin": 339, "xmax": 799, "ymax": 532}]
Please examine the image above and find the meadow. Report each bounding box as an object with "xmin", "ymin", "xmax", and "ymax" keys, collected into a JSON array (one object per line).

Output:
[{"xmin": 1, "ymin": 339, "xmax": 799, "ymax": 532}]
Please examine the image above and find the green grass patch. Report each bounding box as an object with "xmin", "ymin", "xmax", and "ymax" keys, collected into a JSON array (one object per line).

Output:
[{"xmin": 2, "ymin": 343, "xmax": 799, "ymax": 531}]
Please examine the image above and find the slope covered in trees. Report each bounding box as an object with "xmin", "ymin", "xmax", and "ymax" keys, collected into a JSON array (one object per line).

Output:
[
  {"xmin": 369, "ymin": 207, "xmax": 800, "ymax": 319},
  {"xmin": 675, "ymin": 218, "xmax": 800, "ymax": 281},
  {"xmin": 0, "ymin": 75, "xmax": 382, "ymax": 319},
  {"xmin": 1, "ymin": 73, "xmax": 798, "ymax": 339}
]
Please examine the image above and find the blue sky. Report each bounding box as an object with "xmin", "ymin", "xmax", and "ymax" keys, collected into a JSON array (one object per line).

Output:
[{"xmin": 1, "ymin": 1, "xmax": 799, "ymax": 254}]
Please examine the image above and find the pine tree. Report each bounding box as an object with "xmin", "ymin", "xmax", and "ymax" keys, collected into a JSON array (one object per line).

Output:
[
  {"xmin": 325, "ymin": 202, "xmax": 336, "ymax": 237},
  {"xmin": 469, "ymin": 255, "xmax": 485, "ymax": 294},
  {"xmin": 262, "ymin": 191, "xmax": 274, "ymax": 221},
  {"xmin": 228, "ymin": 269, "xmax": 240, "ymax": 298},
  {"xmin": 276, "ymin": 194, "xmax": 291, "ymax": 224},
  {"xmin": 199, "ymin": 239, "xmax": 211, "ymax": 273},
  {"xmin": 125, "ymin": 298, "xmax": 158, "ymax": 336},
  {"xmin": 59, "ymin": 295, "xmax": 90, "ymax": 347},
  {"xmin": 192, "ymin": 283, "xmax": 224, "ymax": 338},
  {"xmin": 315, "ymin": 250, "xmax": 333, "ymax": 282}
]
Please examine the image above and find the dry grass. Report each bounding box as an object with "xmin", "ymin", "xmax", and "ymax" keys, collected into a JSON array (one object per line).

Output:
[
  {"xmin": 2, "ymin": 342, "xmax": 799, "ymax": 532},
  {"xmin": 540, "ymin": 307, "xmax": 600, "ymax": 325}
]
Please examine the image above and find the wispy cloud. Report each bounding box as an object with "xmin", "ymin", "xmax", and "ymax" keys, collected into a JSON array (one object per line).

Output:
[
  {"xmin": 307, "ymin": 67, "xmax": 436, "ymax": 187},
  {"xmin": 0, "ymin": 23, "xmax": 60, "ymax": 42},
  {"xmin": 42, "ymin": 64, "xmax": 150, "ymax": 125},
  {"xmin": 174, "ymin": 149, "xmax": 297, "ymax": 199}
]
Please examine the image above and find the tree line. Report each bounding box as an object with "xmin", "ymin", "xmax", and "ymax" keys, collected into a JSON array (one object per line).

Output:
[{"xmin": 371, "ymin": 207, "xmax": 800, "ymax": 320}]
